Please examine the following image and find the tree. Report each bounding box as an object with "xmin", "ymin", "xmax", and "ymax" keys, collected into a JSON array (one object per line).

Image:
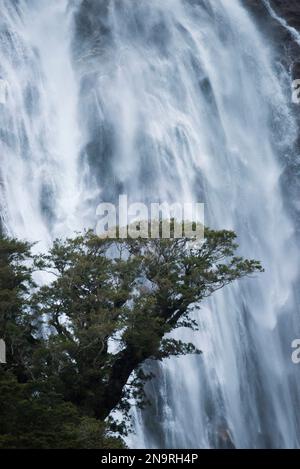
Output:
[
  {"xmin": 0, "ymin": 236, "xmax": 36, "ymax": 382},
  {"xmin": 0, "ymin": 235, "xmax": 123, "ymax": 448},
  {"xmin": 0, "ymin": 227, "xmax": 263, "ymax": 447},
  {"xmin": 33, "ymin": 228, "xmax": 262, "ymax": 429}
]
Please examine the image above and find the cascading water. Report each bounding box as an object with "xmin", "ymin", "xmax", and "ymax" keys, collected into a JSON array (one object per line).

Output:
[
  {"xmin": 0, "ymin": 0, "xmax": 85, "ymax": 245},
  {"xmin": 1, "ymin": 0, "xmax": 300, "ymax": 448}
]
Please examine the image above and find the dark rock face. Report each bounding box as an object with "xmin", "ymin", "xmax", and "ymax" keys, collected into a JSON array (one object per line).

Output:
[
  {"xmin": 269, "ymin": 0, "xmax": 300, "ymax": 76},
  {"xmin": 244, "ymin": 0, "xmax": 300, "ymax": 77},
  {"xmin": 270, "ymin": 0, "xmax": 300, "ymax": 30}
]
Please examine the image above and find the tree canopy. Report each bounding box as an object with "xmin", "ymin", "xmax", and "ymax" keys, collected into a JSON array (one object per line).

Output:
[{"xmin": 0, "ymin": 228, "xmax": 263, "ymax": 448}]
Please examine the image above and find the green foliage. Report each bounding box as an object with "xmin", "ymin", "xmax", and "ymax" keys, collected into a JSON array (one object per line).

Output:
[
  {"xmin": 0, "ymin": 370, "xmax": 123, "ymax": 449},
  {"xmin": 0, "ymin": 228, "xmax": 263, "ymax": 447}
]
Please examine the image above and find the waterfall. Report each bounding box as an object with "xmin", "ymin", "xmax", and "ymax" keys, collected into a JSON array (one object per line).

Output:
[
  {"xmin": 1, "ymin": 0, "xmax": 300, "ymax": 448},
  {"xmin": 0, "ymin": 0, "xmax": 84, "ymax": 245}
]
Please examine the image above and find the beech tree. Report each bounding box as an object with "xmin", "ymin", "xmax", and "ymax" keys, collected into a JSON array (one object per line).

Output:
[{"xmin": 0, "ymin": 227, "xmax": 263, "ymax": 447}]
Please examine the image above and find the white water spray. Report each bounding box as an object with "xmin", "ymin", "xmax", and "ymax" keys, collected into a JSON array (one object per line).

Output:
[{"xmin": 1, "ymin": 0, "xmax": 300, "ymax": 448}]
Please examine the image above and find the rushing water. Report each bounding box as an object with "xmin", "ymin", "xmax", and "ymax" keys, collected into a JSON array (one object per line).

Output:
[{"xmin": 1, "ymin": 0, "xmax": 300, "ymax": 448}]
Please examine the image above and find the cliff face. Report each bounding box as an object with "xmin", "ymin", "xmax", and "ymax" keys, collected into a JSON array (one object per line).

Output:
[
  {"xmin": 270, "ymin": 0, "xmax": 300, "ymax": 30},
  {"xmin": 244, "ymin": 0, "xmax": 300, "ymax": 77},
  {"xmin": 268, "ymin": 0, "xmax": 300, "ymax": 77}
]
